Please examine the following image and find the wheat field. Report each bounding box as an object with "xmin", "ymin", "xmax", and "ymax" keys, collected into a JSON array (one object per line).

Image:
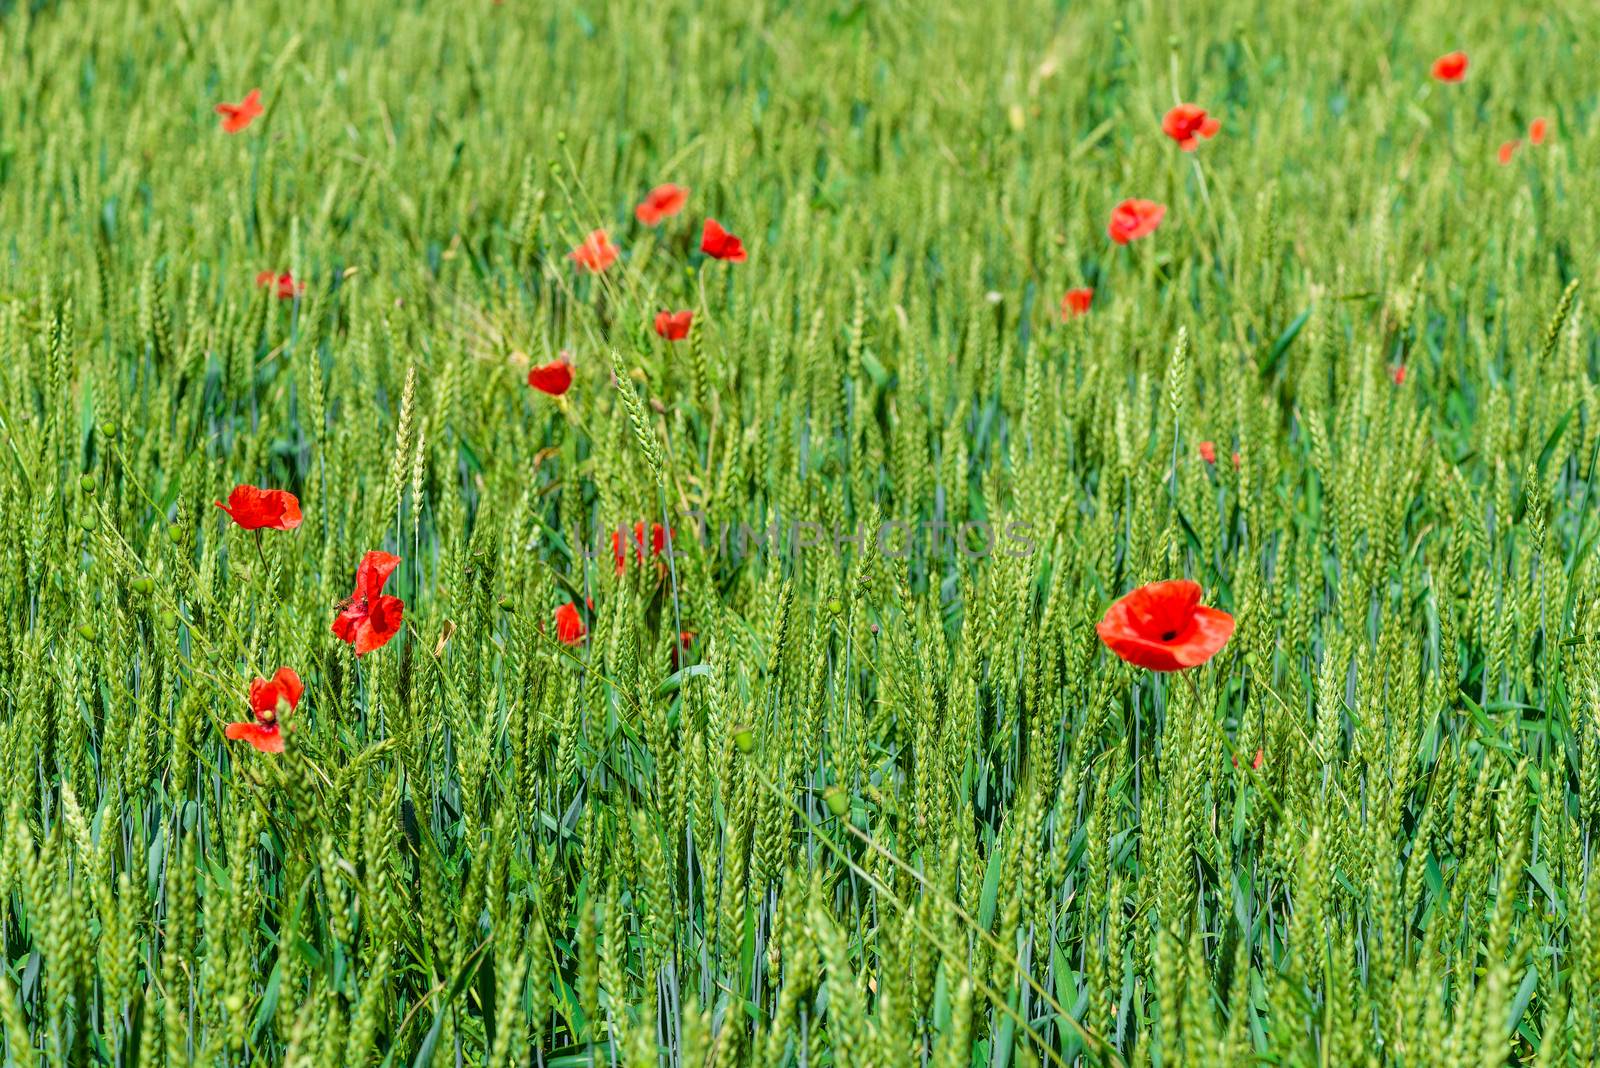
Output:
[{"xmin": 0, "ymin": 1, "xmax": 1598, "ymax": 1065}]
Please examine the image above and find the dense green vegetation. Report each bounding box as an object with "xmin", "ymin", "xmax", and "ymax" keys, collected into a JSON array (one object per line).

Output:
[{"xmin": 1, "ymin": 1, "xmax": 1599, "ymax": 1065}]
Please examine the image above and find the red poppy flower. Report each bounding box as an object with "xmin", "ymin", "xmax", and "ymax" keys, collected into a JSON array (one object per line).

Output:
[
  {"xmin": 1161, "ymin": 104, "xmax": 1221, "ymax": 151},
  {"xmin": 1061, "ymin": 288, "xmax": 1094, "ymax": 319},
  {"xmin": 215, "ymin": 485, "xmax": 302, "ymax": 531},
  {"xmin": 1232, "ymin": 747, "xmax": 1264, "ymax": 771},
  {"xmin": 1095, "ymin": 579, "xmax": 1234, "ymax": 672},
  {"xmin": 700, "ymin": 219, "xmax": 747, "ymax": 262},
  {"xmin": 225, "ymin": 667, "xmax": 303, "ymax": 754},
  {"xmin": 332, "ymin": 551, "xmax": 405, "ymax": 655},
  {"xmin": 1529, "ymin": 117, "xmax": 1548, "ymax": 145},
  {"xmin": 570, "ymin": 229, "xmax": 619, "ymax": 273},
  {"xmin": 529, "ymin": 353, "xmax": 574, "ymax": 396},
  {"xmin": 1108, "ymin": 199, "xmax": 1166, "ymax": 245},
  {"xmin": 654, "ymin": 310, "xmax": 693, "ymax": 340},
  {"xmin": 1431, "ymin": 52, "xmax": 1468, "ymax": 83},
  {"xmin": 670, "ymin": 629, "xmax": 695, "ymax": 669},
  {"xmin": 1198, "ymin": 441, "xmax": 1217, "ymax": 464},
  {"xmin": 611, "ymin": 521, "xmax": 670, "ymax": 574},
  {"xmin": 1391, "ymin": 365, "xmax": 1407, "ymax": 385},
  {"xmin": 1497, "ymin": 140, "xmax": 1520, "ymax": 166},
  {"xmin": 555, "ymin": 601, "xmax": 587, "ymax": 645},
  {"xmin": 1231, "ymin": 451, "xmax": 1241, "ymax": 469},
  {"xmin": 215, "ymin": 89, "xmax": 263, "ymax": 134},
  {"xmin": 256, "ymin": 271, "xmax": 305, "ymax": 300},
  {"xmin": 636, "ymin": 183, "xmax": 690, "ymax": 226}
]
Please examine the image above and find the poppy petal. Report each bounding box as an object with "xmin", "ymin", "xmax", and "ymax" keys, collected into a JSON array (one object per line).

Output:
[{"xmin": 225, "ymin": 721, "xmax": 284, "ymax": 754}]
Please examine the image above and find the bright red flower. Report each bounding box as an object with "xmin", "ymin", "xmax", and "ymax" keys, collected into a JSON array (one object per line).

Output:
[
  {"xmin": 654, "ymin": 310, "xmax": 693, "ymax": 340},
  {"xmin": 331, "ymin": 551, "xmax": 405, "ymax": 655},
  {"xmin": 1231, "ymin": 451, "xmax": 1242, "ymax": 469},
  {"xmin": 636, "ymin": 183, "xmax": 690, "ymax": 226},
  {"xmin": 555, "ymin": 601, "xmax": 587, "ymax": 645},
  {"xmin": 1529, "ymin": 117, "xmax": 1548, "ymax": 145},
  {"xmin": 1095, "ymin": 579, "xmax": 1234, "ymax": 672},
  {"xmin": 1391, "ymin": 364, "xmax": 1407, "ymax": 385},
  {"xmin": 611, "ymin": 521, "xmax": 670, "ymax": 574},
  {"xmin": 215, "ymin": 89, "xmax": 263, "ymax": 133},
  {"xmin": 1061, "ymin": 288, "xmax": 1094, "ymax": 319},
  {"xmin": 1161, "ymin": 104, "xmax": 1221, "ymax": 151},
  {"xmin": 1232, "ymin": 747, "xmax": 1264, "ymax": 771},
  {"xmin": 570, "ymin": 229, "xmax": 619, "ymax": 273},
  {"xmin": 1198, "ymin": 441, "xmax": 1217, "ymax": 464},
  {"xmin": 529, "ymin": 353, "xmax": 574, "ymax": 395},
  {"xmin": 225, "ymin": 667, "xmax": 302, "ymax": 754},
  {"xmin": 670, "ymin": 629, "xmax": 695, "ymax": 669},
  {"xmin": 1431, "ymin": 52, "xmax": 1468, "ymax": 83},
  {"xmin": 215, "ymin": 485, "xmax": 302, "ymax": 531},
  {"xmin": 1497, "ymin": 140, "xmax": 1520, "ymax": 166},
  {"xmin": 1108, "ymin": 199, "xmax": 1166, "ymax": 245},
  {"xmin": 256, "ymin": 271, "xmax": 305, "ymax": 300},
  {"xmin": 700, "ymin": 219, "xmax": 747, "ymax": 262}
]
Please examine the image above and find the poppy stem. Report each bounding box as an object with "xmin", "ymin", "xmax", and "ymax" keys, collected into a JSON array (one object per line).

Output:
[{"xmin": 253, "ymin": 529, "xmax": 268, "ymax": 572}]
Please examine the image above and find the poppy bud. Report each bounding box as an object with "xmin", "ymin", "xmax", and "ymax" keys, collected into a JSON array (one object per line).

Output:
[
  {"xmin": 733, "ymin": 725, "xmax": 755, "ymax": 753},
  {"xmin": 827, "ymin": 598, "xmax": 844, "ymax": 616},
  {"xmin": 131, "ymin": 576, "xmax": 154, "ymax": 595},
  {"xmin": 498, "ymin": 596, "xmax": 515, "ymax": 613},
  {"xmin": 79, "ymin": 474, "xmax": 96, "ymax": 493},
  {"xmin": 167, "ymin": 525, "xmax": 183, "ymax": 544},
  {"xmin": 98, "ymin": 420, "xmax": 116, "ymax": 438},
  {"xmin": 160, "ymin": 609, "xmax": 180, "ymax": 630},
  {"xmin": 76, "ymin": 624, "xmax": 96, "ymax": 641},
  {"xmin": 78, "ymin": 512, "xmax": 98, "ymax": 532},
  {"xmin": 823, "ymin": 785, "xmax": 850, "ymax": 817}
]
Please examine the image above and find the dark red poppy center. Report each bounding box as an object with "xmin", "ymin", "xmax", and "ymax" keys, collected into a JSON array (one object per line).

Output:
[{"xmin": 1161, "ymin": 629, "xmax": 1179, "ymax": 642}]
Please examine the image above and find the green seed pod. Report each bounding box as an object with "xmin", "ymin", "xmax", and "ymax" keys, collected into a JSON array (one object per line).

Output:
[
  {"xmin": 79, "ymin": 474, "xmax": 95, "ymax": 493},
  {"xmin": 823, "ymin": 785, "xmax": 849, "ymax": 818},
  {"xmin": 76, "ymin": 624, "xmax": 95, "ymax": 641},
  {"xmin": 167, "ymin": 525, "xmax": 183, "ymax": 544},
  {"xmin": 160, "ymin": 610, "xmax": 180, "ymax": 630},
  {"xmin": 79, "ymin": 512, "xmax": 98, "ymax": 531},
  {"xmin": 733, "ymin": 725, "xmax": 755, "ymax": 754},
  {"xmin": 131, "ymin": 576, "xmax": 154, "ymax": 595},
  {"xmin": 498, "ymin": 596, "xmax": 515, "ymax": 613}
]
